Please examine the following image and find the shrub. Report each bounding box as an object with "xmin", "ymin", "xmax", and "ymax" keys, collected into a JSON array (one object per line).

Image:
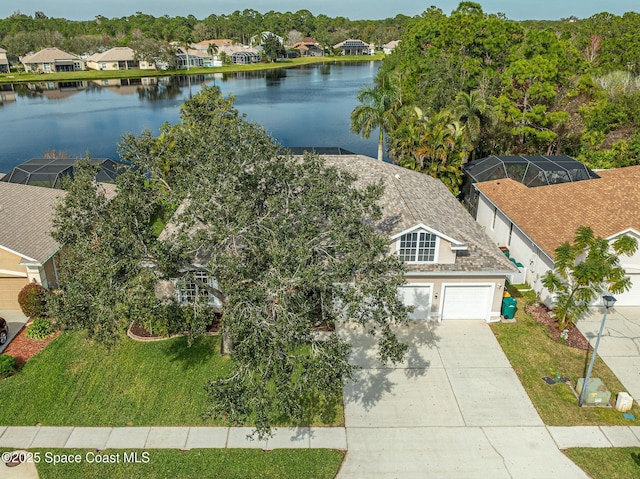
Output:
[
  {"xmin": 25, "ymin": 317, "xmax": 54, "ymax": 340},
  {"xmin": 0, "ymin": 354, "xmax": 17, "ymax": 378},
  {"xmin": 18, "ymin": 282, "xmax": 48, "ymax": 318}
]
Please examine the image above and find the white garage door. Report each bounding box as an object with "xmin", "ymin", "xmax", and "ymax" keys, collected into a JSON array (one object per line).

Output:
[
  {"xmin": 614, "ymin": 274, "xmax": 640, "ymax": 306},
  {"xmin": 399, "ymin": 285, "xmax": 432, "ymax": 320},
  {"xmin": 441, "ymin": 285, "xmax": 492, "ymax": 320}
]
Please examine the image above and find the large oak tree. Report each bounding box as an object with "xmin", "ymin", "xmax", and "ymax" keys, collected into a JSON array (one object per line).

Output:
[{"xmin": 51, "ymin": 86, "xmax": 410, "ymax": 436}]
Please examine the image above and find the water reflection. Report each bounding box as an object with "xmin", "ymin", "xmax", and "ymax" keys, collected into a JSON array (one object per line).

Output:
[{"xmin": 0, "ymin": 62, "xmax": 380, "ymax": 172}]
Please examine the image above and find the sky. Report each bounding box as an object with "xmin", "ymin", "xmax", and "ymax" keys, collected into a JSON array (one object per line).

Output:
[{"xmin": 1, "ymin": 1, "xmax": 638, "ymax": 22}]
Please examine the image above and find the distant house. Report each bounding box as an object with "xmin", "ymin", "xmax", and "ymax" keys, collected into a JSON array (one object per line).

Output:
[
  {"xmin": 291, "ymin": 38, "xmax": 324, "ymax": 57},
  {"xmin": 175, "ymin": 46, "xmax": 207, "ymax": 69},
  {"xmin": 86, "ymin": 47, "xmax": 155, "ymax": 71},
  {"xmin": 333, "ymin": 39, "xmax": 372, "ymax": 56},
  {"xmin": 473, "ymin": 165, "xmax": 640, "ymax": 306},
  {"xmin": 0, "ymin": 48, "xmax": 10, "ymax": 73},
  {"xmin": 192, "ymin": 39, "xmax": 236, "ymax": 67},
  {"xmin": 250, "ymin": 31, "xmax": 284, "ymax": 47},
  {"xmin": 0, "ymin": 182, "xmax": 65, "ymax": 309},
  {"xmin": 20, "ymin": 47, "xmax": 85, "ymax": 73},
  {"xmin": 383, "ymin": 40, "xmax": 400, "ymax": 55},
  {"xmin": 217, "ymin": 45, "xmax": 261, "ymax": 65}
]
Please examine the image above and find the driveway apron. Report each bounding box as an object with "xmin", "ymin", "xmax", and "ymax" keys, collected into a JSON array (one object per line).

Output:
[{"xmin": 336, "ymin": 321, "xmax": 589, "ymax": 478}]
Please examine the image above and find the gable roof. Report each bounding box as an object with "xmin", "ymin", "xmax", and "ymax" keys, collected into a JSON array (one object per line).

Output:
[
  {"xmin": 21, "ymin": 47, "xmax": 81, "ymax": 64},
  {"xmin": 0, "ymin": 182, "xmax": 65, "ymax": 263},
  {"xmin": 475, "ymin": 165, "xmax": 640, "ymax": 258},
  {"xmin": 323, "ymin": 155, "xmax": 515, "ymax": 273},
  {"xmin": 87, "ymin": 47, "xmax": 135, "ymax": 63}
]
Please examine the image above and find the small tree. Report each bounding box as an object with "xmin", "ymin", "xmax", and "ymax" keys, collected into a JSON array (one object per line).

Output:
[
  {"xmin": 18, "ymin": 281, "xmax": 48, "ymax": 318},
  {"xmin": 542, "ymin": 226, "xmax": 638, "ymax": 328}
]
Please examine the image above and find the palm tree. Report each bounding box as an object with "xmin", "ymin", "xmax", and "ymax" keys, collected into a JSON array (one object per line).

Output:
[
  {"xmin": 454, "ymin": 90, "xmax": 496, "ymax": 161},
  {"xmin": 207, "ymin": 42, "xmax": 219, "ymax": 66},
  {"xmin": 350, "ymin": 83, "xmax": 399, "ymax": 161}
]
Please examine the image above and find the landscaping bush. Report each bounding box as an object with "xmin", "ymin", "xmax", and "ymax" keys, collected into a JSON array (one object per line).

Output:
[
  {"xmin": 25, "ymin": 317, "xmax": 54, "ymax": 340},
  {"xmin": 0, "ymin": 354, "xmax": 17, "ymax": 378},
  {"xmin": 18, "ymin": 282, "xmax": 48, "ymax": 318}
]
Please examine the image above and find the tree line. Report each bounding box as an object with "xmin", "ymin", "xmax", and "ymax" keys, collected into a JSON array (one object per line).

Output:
[
  {"xmin": 352, "ymin": 2, "xmax": 640, "ymax": 195},
  {"xmin": 0, "ymin": 9, "xmax": 409, "ymax": 61}
]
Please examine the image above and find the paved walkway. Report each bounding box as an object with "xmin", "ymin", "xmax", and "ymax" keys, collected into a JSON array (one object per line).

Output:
[
  {"xmin": 577, "ymin": 306, "xmax": 640, "ymax": 402},
  {"xmin": 2, "ymin": 321, "xmax": 640, "ymax": 479}
]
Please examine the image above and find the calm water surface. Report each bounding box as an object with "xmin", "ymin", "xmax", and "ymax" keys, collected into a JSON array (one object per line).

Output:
[{"xmin": 0, "ymin": 62, "xmax": 380, "ymax": 173}]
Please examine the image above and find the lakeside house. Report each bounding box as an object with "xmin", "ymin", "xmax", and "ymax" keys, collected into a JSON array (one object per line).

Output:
[
  {"xmin": 86, "ymin": 47, "xmax": 156, "ymax": 70},
  {"xmin": 0, "ymin": 48, "xmax": 9, "ymax": 73},
  {"xmin": 20, "ymin": 47, "xmax": 85, "ymax": 73},
  {"xmin": 333, "ymin": 39, "xmax": 373, "ymax": 56}
]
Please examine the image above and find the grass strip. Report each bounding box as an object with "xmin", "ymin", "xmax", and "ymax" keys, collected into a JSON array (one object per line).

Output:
[
  {"xmin": 0, "ymin": 448, "xmax": 344, "ymax": 479},
  {"xmin": 490, "ymin": 287, "xmax": 640, "ymax": 425},
  {"xmin": 564, "ymin": 447, "xmax": 640, "ymax": 479}
]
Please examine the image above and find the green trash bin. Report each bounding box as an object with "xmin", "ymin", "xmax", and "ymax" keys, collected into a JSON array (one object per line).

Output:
[{"xmin": 502, "ymin": 297, "xmax": 517, "ymax": 319}]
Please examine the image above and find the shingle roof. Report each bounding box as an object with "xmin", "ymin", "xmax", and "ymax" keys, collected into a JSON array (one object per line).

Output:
[
  {"xmin": 87, "ymin": 47, "xmax": 135, "ymax": 62},
  {"xmin": 323, "ymin": 155, "xmax": 516, "ymax": 273},
  {"xmin": 21, "ymin": 47, "xmax": 80, "ymax": 64},
  {"xmin": 475, "ymin": 165, "xmax": 640, "ymax": 258},
  {"xmin": 0, "ymin": 182, "xmax": 65, "ymax": 263}
]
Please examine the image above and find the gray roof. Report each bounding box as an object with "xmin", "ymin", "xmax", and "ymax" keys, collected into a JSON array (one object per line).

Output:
[
  {"xmin": 21, "ymin": 47, "xmax": 81, "ymax": 64},
  {"xmin": 0, "ymin": 182, "xmax": 65, "ymax": 263},
  {"xmin": 323, "ymin": 155, "xmax": 516, "ymax": 273},
  {"xmin": 87, "ymin": 47, "xmax": 135, "ymax": 62}
]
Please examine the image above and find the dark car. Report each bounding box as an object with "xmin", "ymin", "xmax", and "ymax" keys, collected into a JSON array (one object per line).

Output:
[{"xmin": 0, "ymin": 317, "xmax": 7, "ymax": 345}]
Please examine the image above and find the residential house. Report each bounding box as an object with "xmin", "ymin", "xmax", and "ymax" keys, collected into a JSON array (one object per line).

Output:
[
  {"xmin": 291, "ymin": 38, "xmax": 324, "ymax": 57},
  {"xmin": 333, "ymin": 39, "xmax": 372, "ymax": 56},
  {"xmin": 250, "ymin": 31, "xmax": 284, "ymax": 47},
  {"xmin": 192, "ymin": 39, "xmax": 236, "ymax": 67},
  {"xmin": 383, "ymin": 40, "xmax": 400, "ymax": 55},
  {"xmin": 86, "ymin": 47, "xmax": 155, "ymax": 70},
  {"xmin": 162, "ymin": 155, "xmax": 516, "ymax": 321},
  {"xmin": 474, "ymin": 165, "xmax": 640, "ymax": 306},
  {"xmin": 175, "ymin": 46, "xmax": 208, "ymax": 68},
  {"xmin": 20, "ymin": 47, "xmax": 85, "ymax": 73},
  {"xmin": 0, "ymin": 48, "xmax": 10, "ymax": 73},
  {"xmin": 0, "ymin": 182, "xmax": 65, "ymax": 309}
]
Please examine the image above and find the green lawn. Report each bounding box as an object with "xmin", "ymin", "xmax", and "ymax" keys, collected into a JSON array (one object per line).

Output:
[
  {"xmin": 490, "ymin": 286, "xmax": 640, "ymax": 425},
  {"xmin": 0, "ymin": 54, "xmax": 384, "ymax": 84},
  {"xmin": 564, "ymin": 448, "xmax": 640, "ymax": 479},
  {"xmin": 0, "ymin": 449, "xmax": 344, "ymax": 479},
  {"xmin": 0, "ymin": 332, "xmax": 343, "ymax": 427}
]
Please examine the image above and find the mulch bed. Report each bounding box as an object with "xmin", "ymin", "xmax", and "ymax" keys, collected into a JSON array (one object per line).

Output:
[
  {"xmin": 525, "ymin": 302, "xmax": 591, "ymax": 351},
  {"xmin": 2, "ymin": 322, "xmax": 60, "ymax": 369}
]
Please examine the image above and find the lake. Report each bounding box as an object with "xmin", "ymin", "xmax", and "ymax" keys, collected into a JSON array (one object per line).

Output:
[{"xmin": 0, "ymin": 62, "xmax": 381, "ymax": 174}]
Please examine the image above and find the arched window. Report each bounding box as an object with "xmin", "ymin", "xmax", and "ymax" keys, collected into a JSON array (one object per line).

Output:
[{"xmin": 398, "ymin": 231, "xmax": 437, "ymax": 262}]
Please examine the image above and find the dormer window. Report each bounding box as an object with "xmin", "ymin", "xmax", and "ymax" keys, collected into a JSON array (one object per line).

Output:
[{"xmin": 398, "ymin": 231, "xmax": 437, "ymax": 262}]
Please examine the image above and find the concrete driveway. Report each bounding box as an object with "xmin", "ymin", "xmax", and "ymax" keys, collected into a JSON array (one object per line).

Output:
[
  {"xmin": 0, "ymin": 310, "xmax": 28, "ymax": 354},
  {"xmin": 577, "ymin": 306, "xmax": 640, "ymax": 403},
  {"xmin": 336, "ymin": 321, "xmax": 589, "ymax": 478}
]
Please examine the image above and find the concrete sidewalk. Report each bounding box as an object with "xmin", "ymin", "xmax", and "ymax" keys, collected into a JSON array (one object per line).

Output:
[{"xmin": 0, "ymin": 426, "xmax": 347, "ymax": 450}]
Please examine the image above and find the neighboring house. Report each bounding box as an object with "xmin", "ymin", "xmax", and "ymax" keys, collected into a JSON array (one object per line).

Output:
[
  {"xmin": 291, "ymin": 38, "xmax": 324, "ymax": 56},
  {"xmin": 161, "ymin": 155, "xmax": 516, "ymax": 322},
  {"xmin": 0, "ymin": 182, "xmax": 65, "ymax": 309},
  {"xmin": 250, "ymin": 31, "xmax": 284, "ymax": 47},
  {"xmin": 333, "ymin": 39, "xmax": 372, "ymax": 56},
  {"xmin": 1, "ymin": 157, "xmax": 121, "ymax": 189},
  {"xmin": 86, "ymin": 47, "xmax": 155, "ymax": 70},
  {"xmin": 383, "ymin": 40, "xmax": 400, "ymax": 55},
  {"xmin": 218, "ymin": 45, "xmax": 261, "ymax": 64},
  {"xmin": 192, "ymin": 39, "xmax": 236, "ymax": 67},
  {"xmin": 474, "ymin": 165, "xmax": 640, "ymax": 306},
  {"xmin": 0, "ymin": 48, "xmax": 10, "ymax": 73},
  {"xmin": 175, "ymin": 46, "xmax": 207, "ymax": 68},
  {"xmin": 20, "ymin": 47, "xmax": 85, "ymax": 73}
]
